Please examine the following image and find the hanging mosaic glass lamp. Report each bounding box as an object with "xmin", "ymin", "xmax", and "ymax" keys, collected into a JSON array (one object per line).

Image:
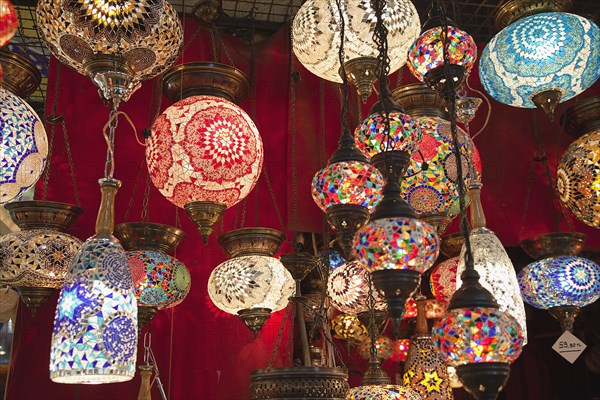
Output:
[
  {"xmin": 36, "ymin": 0, "xmax": 183, "ymax": 104},
  {"xmin": 519, "ymin": 231, "xmax": 600, "ymax": 333},
  {"xmin": 113, "ymin": 222, "xmax": 191, "ymax": 334},
  {"xmin": 429, "ymin": 233, "xmax": 463, "ymax": 306},
  {"xmin": 327, "ymin": 260, "xmax": 387, "ymax": 315},
  {"xmin": 0, "ymin": 0, "xmax": 17, "ymax": 47},
  {"xmin": 50, "ymin": 180, "xmax": 138, "ymax": 383},
  {"xmin": 353, "ymin": 0, "xmax": 438, "ymax": 329},
  {"xmin": 146, "ymin": 64, "xmax": 264, "ymax": 242},
  {"xmin": 0, "ymin": 50, "xmax": 48, "ymax": 204},
  {"xmin": 556, "ymin": 96, "xmax": 600, "ymax": 229},
  {"xmin": 403, "ymin": 295, "xmax": 453, "ymax": 400},
  {"xmin": 391, "ymin": 338, "xmax": 411, "ymax": 363},
  {"xmin": 207, "ymin": 228, "xmax": 295, "ymax": 336},
  {"xmin": 455, "ymin": 184, "xmax": 528, "ymax": 343},
  {"xmin": 292, "ymin": 0, "xmax": 420, "ymax": 100},
  {"xmin": 407, "ymin": 5, "xmax": 477, "ymax": 99},
  {"xmin": 479, "ymin": 0, "xmax": 600, "ymax": 120},
  {"xmin": 392, "ymin": 83, "xmax": 482, "ymax": 234},
  {"xmin": 347, "ymin": 385, "xmax": 422, "ymax": 400},
  {"xmin": 332, "ymin": 314, "xmax": 369, "ymax": 343}
]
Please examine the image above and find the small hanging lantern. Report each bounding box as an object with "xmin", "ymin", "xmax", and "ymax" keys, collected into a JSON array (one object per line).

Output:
[
  {"xmin": 331, "ymin": 314, "xmax": 369, "ymax": 343},
  {"xmin": 0, "ymin": 0, "xmax": 17, "ymax": 47},
  {"xmin": 327, "ymin": 261, "xmax": 386, "ymax": 315},
  {"xmin": 114, "ymin": 222, "xmax": 191, "ymax": 334}
]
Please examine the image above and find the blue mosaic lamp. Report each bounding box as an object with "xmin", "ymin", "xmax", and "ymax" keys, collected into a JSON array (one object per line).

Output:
[
  {"xmin": 518, "ymin": 256, "xmax": 600, "ymax": 332},
  {"xmin": 50, "ymin": 179, "xmax": 138, "ymax": 384},
  {"xmin": 479, "ymin": 1, "xmax": 600, "ymax": 120}
]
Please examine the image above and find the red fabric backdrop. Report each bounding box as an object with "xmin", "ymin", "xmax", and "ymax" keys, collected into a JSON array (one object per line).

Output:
[{"xmin": 5, "ymin": 18, "xmax": 600, "ymax": 400}]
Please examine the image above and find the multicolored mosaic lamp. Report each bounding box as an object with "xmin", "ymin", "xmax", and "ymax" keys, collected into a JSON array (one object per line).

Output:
[
  {"xmin": 0, "ymin": 50, "xmax": 48, "ymax": 204},
  {"xmin": 0, "ymin": 201, "xmax": 82, "ymax": 315},
  {"xmin": 327, "ymin": 261, "xmax": 386, "ymax": 315},
  {"xmin": 557, "ymin": 96, "xmax": 600, "ymax": 229},
  {"xmin": 114, "ymin": 222, "xmax": 191, "ymax": 334},
  {"xmin": 479, "ymin": 0, "xmax": 600, "ymax": 120},
  {"xmin": 346, "ymin": 385, "xmax": 422, "ymax": 400},
  {"xmin": 455, "ymin": 184, "xmax": 528, "ymax": 343},
  {"xmin": 207, "ymin": 228, "xmax": 294, "ymax": 336},
  {"xmin": 50, "ymin": 179, "xmax": 138, "ymax": 384},
  {"xmin": 391, "ymin": 338, "xmax": 411, "ymax": 363},
  {"xmin": 403, "ymin": 296, "xmax": 453, "ymax": 400},
  {"xmin": 292, "ymin": 0, "xmax": 420, "ymax": 99},
  {"xmin": 36, "ymin": 0, "xmax": 183, "ymax": 103},
  {"xmin": 429, "ymin": 257, "xmax": 458, "ymax": 305},
  {"xmin": 518, "ymin": 256, "xmax": 600, "ymax": 332},
  {"xmin": 147, "ymin": 64, "xmax": 264, "ymax": 242},
  {"xmin": 357, "ymin": 335, "xmax": 394, "ymax": 361},
  {"xmin": 0, "ymin": 0, "xmax": 17, "ymax": 47},
  {"xmin": 407, "ymin": 6, "xmax": 477, "ymax": 98},
  {"xmin": 393, "ymin": 83, "xmax": 482, "ymax": 233}
]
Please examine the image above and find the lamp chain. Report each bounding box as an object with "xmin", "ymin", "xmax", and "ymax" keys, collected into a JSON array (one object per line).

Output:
[
  {"xmin": 141, "ymin": 174, "xmax": 152, "ymax": 222},
  {"xmin": 372, "ymin": 0, "xmax": 393, "ymax": 154},
  {"xmin": 289, "ymin": 26, "xmax": 299, "ymax": 234},
  {"xmin": 42, "ymin": 61, "xmax": 80, "ymax": 206},
  {"xmin": 267, "ymin": 304, "xmax": 292, "ymax": 370},
  {"xmin": 335, "ymin": 0, "xmax": 350, "ymax": 136},
  {"xmin": 319, "ymin": 79, "xmax": 327, "ymax": 167},
  {"xmin": 103, "ymin": 103, "xmax": 119, "ymax": 179},
  {"xmin": 366, "ymin": 273, "xmax": 380, "ymax": 362}
]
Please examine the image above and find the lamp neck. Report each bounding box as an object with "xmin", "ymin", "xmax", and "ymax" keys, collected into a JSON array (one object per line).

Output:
[
  {"xmin": 95, "ymin": 178, "xmax": 121, "ymax": 237},
  {"xmin": 414, "ymin": 295, "xmax": 429, "ymax": 337},
  {"xmin": 468, "ymin": 183, "xmax": 487, "ymax": 229}
]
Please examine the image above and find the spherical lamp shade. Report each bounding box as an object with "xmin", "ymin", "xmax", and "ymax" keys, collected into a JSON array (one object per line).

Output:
[
  {"xmin": 391, "ymin": 338, "xmax": 411, "ymax": 363},
  {"xmin": 354, "ymin": 111, "xmax": 421, "ymax": 159},
  {"xmin": 347, "ymin": 385, "xmax": 422, "ymax": 400},
  {"xmin": 456, "ymin": 228, "xmax": 528, "ymax": 342},
  {"xmin": 403, "ymin": 337, "xmax": 453, "ymax": 400},
  {"xmin": 35, "ymin": 0, "xmax": 182, "ymax": 81},
  {"xmin": 1, "ymin": 88, "xmax": 48, "ymax": 204},
  {"xmin": 0, "ymin": 0, "xmax": 18, "ymax": 47},
  {"xmin": 357, "ymin": 335, "xmax": 394, "ymax": 361},
  {"xmin": 407, "ymin": 26, "xmax": 477, "ymax": 84},
  {"xmin": 50, "ymin": 237, "xmax": 138, "ymax": 383},
  {"xmin": 432, "ymin": 307, "xmax": 524, "ymax": 366},
  {"xmin": 331, "ymin": 314, "xmax": 369, "ymax": 342},
  {"xmin": 480, "ymin": 13, "xmax": 600, "ymax": 110},
  {"xmin": 147, "ymin": 95, "xmax": 264, "ymax": 209},
  {"xmin": 557, "ymin": 130, "xmax": 600, "ymax": 228},
  {"xmin": 324, "ymin": 248, "xmax": 346, "ymax": 270},
  {"xmin": 401, "ymin": 116, "xmax": 481, "ymax": 217},
  {"xmin": 518, "ymin": 256, "xmax": 600, "ymax": 310},
  {"xmin": 327, "ymin": 260, "xmax": 386, "ymax": 314},
  {"xmin": 292, "ymin": 0, "xmax": 420, "ymax": 83},
  {"xmin": 207, "ymin": 255, "xmax": 294, "ymax": 315},
  {"xmin": 312, "ymin": 161, "xmax": 384, "ymax": 212},
  {"xmin": 353, "ymin": 217, "xmax": 439, "ymax": 273},
  {"xmin": 429, "ymin": 257, "xmax": 458, "ymax": 304},
  {"xmin": 127, "ymin": 250, "xmax": 191, "ymax": 309},
  {"xmin": 0, "ymin": 229, "xmax": 81, "ymax": 288}
]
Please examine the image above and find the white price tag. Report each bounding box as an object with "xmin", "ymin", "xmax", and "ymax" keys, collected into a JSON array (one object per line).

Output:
[{"xmin": 552, "ymin": 331, "xmax": 587, "ymax": 364}]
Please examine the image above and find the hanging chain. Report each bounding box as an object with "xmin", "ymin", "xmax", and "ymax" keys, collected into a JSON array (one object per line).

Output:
[
  {"xmin": 289, "ymin": 28, "xmax": 299, "ymax": 233},
  {"xmin": 366, "ymin": 273, "xmax": 379, "ymax": 360},
  {"xmin": 182, "ymin": 26, "xmax": 202, "ymax": 53},
  {"xmin": 141, "ymin": 174, "xmax": 152, "ymax": 222},
  {"xmin": 372, "ymin": 0, "xmax": 393, "ymax": 154},
  {"xmin": 209, "ymin": 27, "xmax": 219, "ymax": 62},
  {"xmin": 41, "ymin": 60, "xmax": 63, "ymax": 200},
  {"xmin": 262, "ymin": 169, "xmax": 286, "ymax": 230},
  {"xmin": 61, "ymin": 122, "xmax": 81, "ymax": 206},
  {"xmin": 143, "ymin": 332, "xmax": 168, "ymax": 400},
  {"xmin": 103, "ymin": 103, "xmax": 120, "ymax": 179},
  {"xmin": 267, "ymin": 304, "xmax": 293, "ymax": 370},
  {"xmin": 124, "ymin": 158, "xmax": 146, "ymax": 222}
]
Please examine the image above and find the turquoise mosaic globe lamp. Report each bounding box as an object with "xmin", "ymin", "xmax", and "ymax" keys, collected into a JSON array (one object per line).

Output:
[
  {"xmin": 518, "ymin": 256, "xmax": 600, "ymax": 332},
  {"xmin": 479, "ymin": 0, "xmax": 600, "ymax": 120}
]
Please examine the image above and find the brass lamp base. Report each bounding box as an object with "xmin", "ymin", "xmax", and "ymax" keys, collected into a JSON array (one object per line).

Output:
[
  {"xmin": 114, "ymin": 222, "xmax": 186, "ymax": 254},
  {"xmin": 420, "ymin": 212, "xmax": 452, "ymax": 236},
  {"xmin": 495, "ymin": 0, "xmax": 571, "ymax": 30},
  {"xmin": 4, "ymin": 200, "xmax": 83, "ymax": 232},
  {"xmin": 423, "ymin": 64, "xmax": 466, "ymax": 101},
  {"xmin": 14, "ymin": 286, "xmax": 56, "ymax": 317},
  {"xmin": 561, "ymin": 96, "xmax": 600, "ymax": 138},
  {"xmin": 549, "ymin": 305, "xmax": 580, "ymax": 333},
  {"xmin": 218, "ymin": 227, "xmax": 286, "ymax": 258},
  {"xmin": 280, "ymin": 253, "xmax": 320, "ymax": 282},
  {"xmin": 184, "ymin": 201, "xmax": 227, "ymax": 244},
  {"xmin": 371, "ymin": 269, "xmax": 421, "ymax": 330},
  {"xmin": 326, "ymin": 204, "xmax": 370, "ymax": 260},
  {"xmin": 456, "ymin": 362, "xmax": 511, "ymax": 400},
  {"xmin": 343, "ymin": 57, "xmax": 379, "ymax": 103},
  {"xmin": 193, "ymin": 0, "xmax": 222, "ymax": 25},
  {"xmin": 531, "ymin": 89, "xmax": 563, "ymax": 121},
  {"xmin": 250, "ymin": 366, "xmax": 349, "ymax": 400},
  {"xmin": 361, "ymin": 359, "xmax": 391, "ymax": 385},
  {"xmin": 84, "ymin": 54, "xmax": 141, "ymax": 104},
  {"xmin": 356, "ymin": 310, "xmax": 388, "ymax": 336},
  {"xmin": 392, "ymin": 83, "xmax": 448, "ymax": 119},
  {"xmin": 440, "ymin": 232, "xmax": 465, "ymax": 258},
  {"xmin": 0, "ymin": 49, "xmax": 41, "ymax": 98},
  {"xmin": 520, "ymin": 232, "xmax": 587, "ymax": 260},
  {"xmin": 162, "ymin": 62, "xmax": 250, "ymax": 103},
  {"xmin": 137, "ymin": 305, "xmax": 158, "ymax": 336},
  {"xmin": 238, "ymin": 307, "xmax": 271, "ymax": 338}
]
